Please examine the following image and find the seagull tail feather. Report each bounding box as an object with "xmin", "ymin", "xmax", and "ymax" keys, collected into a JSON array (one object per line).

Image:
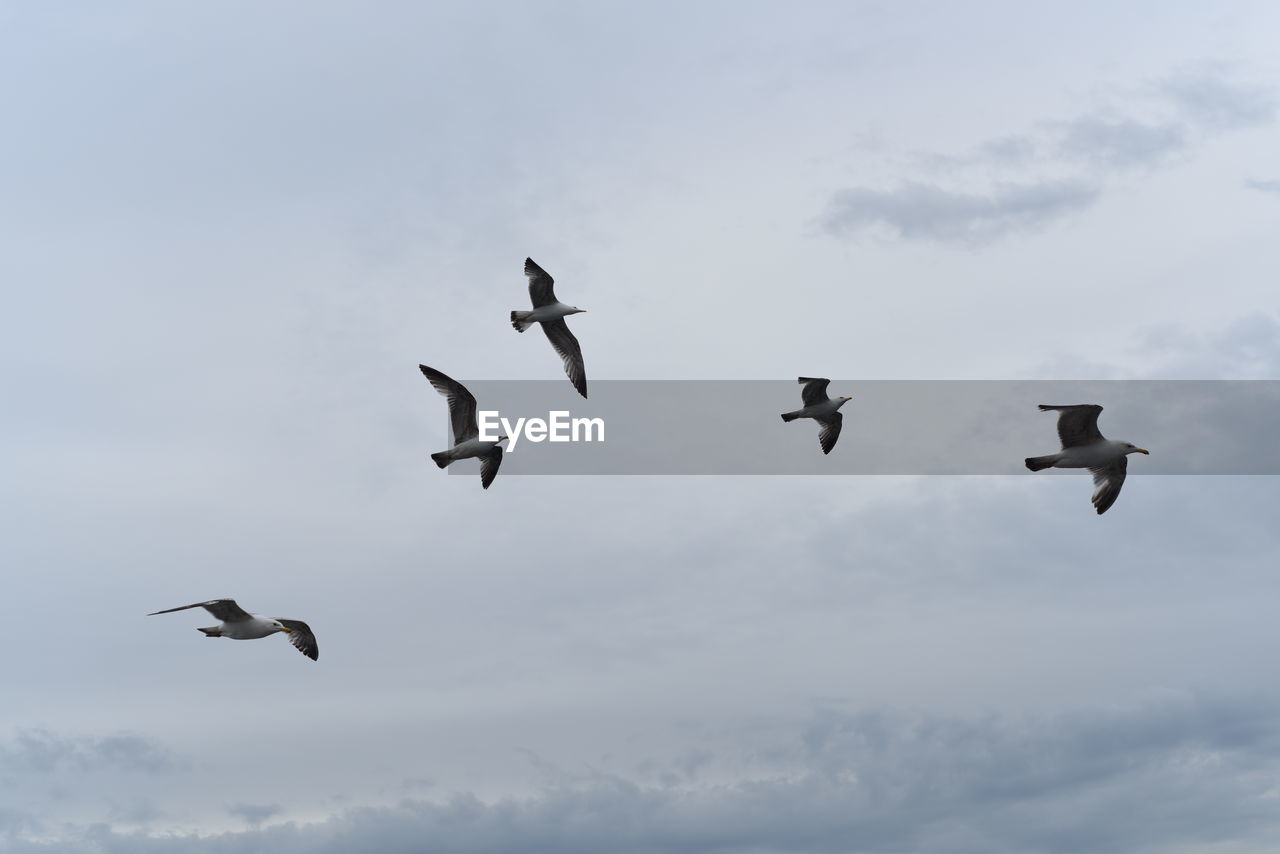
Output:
[
  {"xmin": 197, "ymin": 626, "xmax": 221, "ymax": 637},
  {"xmin": 1025, "ymin": 455, "xmax": 1056, "ymax": 472},
  {"xmin": 781, "ymin": 410, "xmax": 803, "ymax": 422},
  {"xmin": 431, "ymin": 451, "xmax": 453, "ymax": 469},
  {"xmin": 511, "ymin": 311, "xmax": 535, "ymax": 332}
]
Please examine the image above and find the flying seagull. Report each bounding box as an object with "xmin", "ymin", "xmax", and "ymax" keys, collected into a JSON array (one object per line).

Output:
[
  {"xmin": 781, "ymin": 377, "xmax": 852, "ymax": 454},
  {"xmin": 1025, "ymin": 404, "xmax": 1149, "ymax": 515},
  {"xmin": 511, "ymin": 258, "xmax": 588, "ymax": 398},
  {"xmin": 419, "ymin": 364, "xmax": 506, "ymax": 489},
  {"xmin": 147, "ymin": 599, "xmax": 318, "ymax": 660}
]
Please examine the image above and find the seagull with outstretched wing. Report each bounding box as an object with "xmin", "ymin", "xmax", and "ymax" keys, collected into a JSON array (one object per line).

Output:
[
  {"xmin": 781, "ymin": 377, "xmax": 852, "ymax": 455},
  {"xmin": 1025, "ymin": 404, "xmax": 1149, "ymax": 515},
  {"xmin": 510, "ymin": 258, "xmax": 588, "ymax": 398},
  {"xmin": 419, "ymin": 364, "xmax": 506, "ymax": 489},
  {"xmin": 148, "ymin": 598, "xmax": 318, "ymax": 660}
]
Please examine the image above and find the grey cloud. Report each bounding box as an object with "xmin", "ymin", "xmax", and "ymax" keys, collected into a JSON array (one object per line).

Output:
[
  {"xmin": 0, "ymin": 807, "xmax": 41, "ymax": 837},
  {"xmin": 227, "ymin": 803, "xmax": 283, "ymax": 827},
  {"xmin": 11, "ymin": 695, "xmax": 1280, "ymax": 854},
  {"xmin": 842, "ymin": 69, "xmax": 1276, "ymax": 247},
  {"xmin": 1048, "ymin": 71, "xmax": 1277, "ymax": 168},
  {"xmin": 1054, "ymin": 116, "xmax": 1187, "ymax": 168},
  {"xmin": 398, "ymin": 777, "xmax": 436, "ymax": 792},
  {"xmin": 910, "ymin": 135, "xmax": 1038, "ymax": 171},
  {"xmin": 821, "ymin": 180, "xmax": 1098, "ymax": 245},
  {"xmin": 977, "ymin": 135, "xmax": 1037, "ymax": 163},
  {"xmin": 0, "ymin": 730, "xmax": 179, "ymax": 776},
  {"xmin": 1160, "ymin": 71, "xmax": 1277, "ymax": 131},
  {"xmin": 1245, "ymin": 179, "xmax": 1280, "ymax": 195},
  {"xmin": 914, "ymin": 118, "xmax": 1185, "ymax": 176},
  {"xmin": 107, "ymin": 800, "xmax": 166, "ymax": 826}
]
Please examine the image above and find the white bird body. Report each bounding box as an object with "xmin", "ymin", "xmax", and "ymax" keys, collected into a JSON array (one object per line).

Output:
[
  {"xmin": 1040, "ymin": 439, "xmax": 1135, "ymax": 470},
  {"xmin": 209, "ymin": 614, "xmax": 288, "ymax": 640},
  {"xmin": 789, "ymin": 398, "xmax": 849, "ymax": 421},
  {"xmin": 439, "ymin": 437, "xmax": 505, "ymax": 462},
  {"xmin": 521, "ymin": 302, "xmax": 579, "ymax": 323}
]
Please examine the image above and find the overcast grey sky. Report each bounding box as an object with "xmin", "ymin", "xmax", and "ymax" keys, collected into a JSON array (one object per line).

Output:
[{"xmin": 4, "ymin": 2, "xmax": 1280, "ymax": 852}]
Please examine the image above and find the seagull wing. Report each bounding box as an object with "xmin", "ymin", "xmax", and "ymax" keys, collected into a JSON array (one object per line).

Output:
[
  {"xmin": 542, "ymin": 319, "xmax": 587, "ymax": 398},
  {"xmin": 277, "ymin": 619, "xmax": 318, "ymax": 661},
  {"xmin": 816, "ymin": 412, "xmax": 843, "ymax": 455},
  {"xmin": 148, "ymin": 599, "xmax": 253, "ymax": 622},
  {"xmin": 480, "ymin": 446, "xmax": 504, "ymax": 490},
  {"xmin": 525, "ymin": 258, "xmax": 558, "ymax": 308},
  {"xmin": 1039, "ymin": 404, "xmax": 1105, "ymax": 448},
  {"xmin": 419, "ymin": 364, "xmax": 479, "ymax": 442},
  {"xmin": 1089, "ymin": 456, "xmax": 1128, "ymax": 515},
  {"xmin": 798, "ymin": 377, "xmax": 832, "ymax": 407}
]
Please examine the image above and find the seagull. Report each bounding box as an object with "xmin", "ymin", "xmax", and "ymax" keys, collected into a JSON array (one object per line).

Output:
[
  {"xmin": 147, "ymin": 599, "xmax": 318, "ymax": 660},
  {"xmin": 780, "ymin": 377, "xmax": 852, "ymax": 454},
  {"xmin": 1025, "ymin": 404, "xmax": 1149, "ymax": 515},
  {"xmin": 511, "ymin": 258, "xmax": 588, "ymax": 398},
  {"xmin": 419, "ymin": 364, "xmax": 506, "ymax": 489}
]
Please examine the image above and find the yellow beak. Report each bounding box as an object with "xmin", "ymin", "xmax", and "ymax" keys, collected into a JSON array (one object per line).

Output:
[
  {"xmin": 280, "ymin": 626, "xmax": 292, "ymax": 633},
  {"xmin": 1137, "ymin": 449, "xmax": 1150, "ymax": 455}
]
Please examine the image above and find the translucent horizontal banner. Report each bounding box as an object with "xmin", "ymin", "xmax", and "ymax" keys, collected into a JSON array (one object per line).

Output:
[{"xmin": 438, "ymin": 380, "xmax": 1280, "ymax": 475}]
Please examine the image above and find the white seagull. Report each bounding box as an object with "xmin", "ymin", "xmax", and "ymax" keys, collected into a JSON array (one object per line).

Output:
[
  {"xmin": 148, "ymin": 599, "xmax": 318, "ymax": 660},
  {"xmin": 511, "ymin": 258, "xmax": 588, "ymax": 398},
  {"xmin": 420, "ymin": 364, "xmax": 506, "ymax": 489},
  {"xmin": 1025, "ymin": 404, "xmax": 1149, "ymax": 515},
  {"xmin": 781, "ymin": 377, "xmax": 852, "ymax": 454}
]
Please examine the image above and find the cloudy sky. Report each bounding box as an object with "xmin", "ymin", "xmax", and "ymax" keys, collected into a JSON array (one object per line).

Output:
[{"xmin": 4, "ymin": 2, "xmax": 1280, "ymax": 852}]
